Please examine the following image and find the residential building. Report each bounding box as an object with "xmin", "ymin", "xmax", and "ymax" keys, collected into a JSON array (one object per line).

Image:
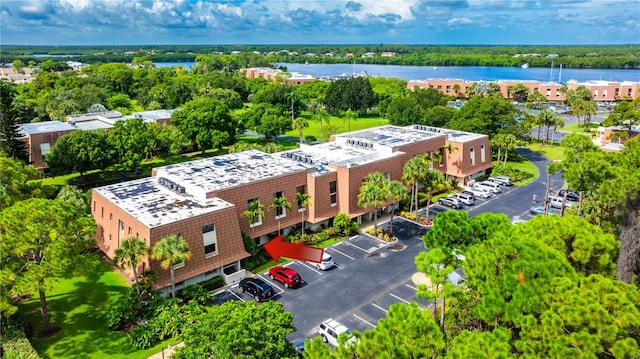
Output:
[
  {"xmin": 18, "ymin": 121, "xmax": 76, "ymax": 169},
  {"xmin": 244, "ymin": 67, "xmax": 316, "ymax": 84},
  {"xmin": 92, "ymin": 125, "xmax": 491, "ymax": 295}
]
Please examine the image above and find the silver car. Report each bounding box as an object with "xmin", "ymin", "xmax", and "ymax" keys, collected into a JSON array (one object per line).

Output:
[
  {"xmin": 438, "ymin": 196, "xmax": 463, "ymax": 209},
  {"xmin": 455, "ymin": 193, "xmax": 474, "ymax": 205}
]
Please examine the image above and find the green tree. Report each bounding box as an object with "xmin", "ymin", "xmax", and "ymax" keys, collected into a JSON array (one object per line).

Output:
[
  {"xmin": 387, "ymin": 180, "xmax": 407, "ymax": 235},
  {"xmin": 402, "ymin": 154, "xmax": 430, "ymax": 217},
  {"xmin": 446, "ymin": 328, "xmax": 514, "ymax": 359},
  {"xmin": 108, "ymin": 118, "xmax": 153, "ymax": 172},
  {"xmin": 11, "ymin": 59, "xmax": 25, "ymax": 74},
  {"xmin": 269, "ymin": 195, "xmax": 292, "ymax": 235},
  {"xmin": 0, "ymin": 153, "xmax": 42, "ymax": 209},
  {"xmin": 151, "ymin": 234, "xmax": 191, "ymax": 298},
  {"xmin": 106, "ymin": 93, "xmax": 133, "ymax": 113},
  {"xmin": 56, "ymin": 185, "xmax": 88, "ymax": 215},
  {"xmin": 148, "ymin": 123, "xmax": 187, "ymax": 163},
  {"xmin": 296, "ymin": 192, "xmax": 311, "ymax": 238},
  {"xmin": 0, "ymin": 198, "xmax": 95, "ymax": 335},
  {"xmin": 292, "ymin": 116, "xmax": 308, "ymax": 147},
  {"xmin": 358, "ymin": 172, "xmax": 389, "ymax": 230},
  {"xmin": 242, "ymin": 199, "xmax": 265, "ymax": 235},
  {"xmin": 526, "ymin": 91, "xmax": 547, "ymax": 109},
  {"xmin": 341, "ymin": 108, "xmax": 358, "ymax": 133},
  {"xmin": 325, "ymin": 77, "xmax": 375, "ymax": 115},
  {"xmin": 114, "ymin": 237, "xmax": 149, "ymax": 295},
  {"xmin": 311, "ymin": 107, "xmax": 330, "ymax": 130},
  {"xmin": 0, "ymin": 81, "xmax": 28, "ymax": 162},
  {"xmin": 46, "ymin": 129, "xmax": 112, "ymax": 177},
  {"xmin": 604, "ymin": 99, "xmax": 640, "ymax": 141},
  {"xmin": 507, "ymin": 83, "xmax": 529, "ymax": 102},
  {"xmin": 171, "ymin": 98, "xmax": 238, "ymax": 155},
  {"xmin": 173, "ymin": 301, "xmax": 297, "ymax": 359},
  {"xmin": 386, "ymin": 96, "xmax": 424, "ymax": 126},
  {"xmin": 561, "ymin": 134, "xmax": 613, "ymax": 194},
  {"xmin": 420, "ymin": 169, "xmax": 447, "ymax": 222},
  {"xmin": 449, "ymin": 96, "xmax": 518, "ymax": 137}
]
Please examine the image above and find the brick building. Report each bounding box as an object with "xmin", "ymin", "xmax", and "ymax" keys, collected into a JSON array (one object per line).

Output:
[
  {"xmin": 244, "ymin": 67, "xmax": 316, "ymax": 84},
  {"xmin": 18, "ymin": 121, "xmax": 76, "ymax": 169},
  {"xmin": 92, "ymin": 125, "xmax": 491, "ymax": 295},
  {"xmin": 407, "ymin": 79, "xmax": 640, "ymax": 103}
]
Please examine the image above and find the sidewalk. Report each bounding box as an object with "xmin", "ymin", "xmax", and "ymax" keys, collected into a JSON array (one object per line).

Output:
[{"xmin": 147, "ymin": 342, "xmax": 184, "ymax": 359}]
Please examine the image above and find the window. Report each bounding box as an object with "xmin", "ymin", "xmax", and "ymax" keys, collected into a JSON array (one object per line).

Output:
[
  {"xmin": 470, "ymin": 147, "xmax": 475, "ymax": 166},
  {"xmin": 40, "ymin": 143, "xmax": 51, "ymax": 161},
  {"xmin": 534, "ymin": 88, "xmax": 539, "ymax": 93},
  {"xmin": 118, "ymin": 220, "xmax": 125, "ymax": 243},
  {"xmin": 128, "ymin": 227, "xmax": 131, "ymax": 236},
  {"xmin": 101, "ymin": 207, "xmax": 104, "ymax": 218},
  {"xmin": 93, "ymin": 201, "xmax": 96, "ymax": 213},
  {"xmin": 247, "ymin": 199, "xmax": 262, "ymax": 227},
  {"xmin": 603, "ymin": 90, "xmax": 608, "ymax": 98},
  {"xmin": 274, "ymin": 191, "xmax": 286, "ymax": 219},
  {"xmin": 629, "ymin": 88, "xmax": 633, "ymax": 96},
  {"xmin": 481, "ymin": 144, "xmax": 486, "ymax": 163},
  {"xmin": 593, "ymin": 90, "xmax": 598, "ymax": 98},
  {"xmin": 615, "ymin": 88, "xmax": 620, "ymax": 96},
  {"xmin": 437, "ymin": 85, "xmax": 442, "ymax": 90},
  {"xmin": 556, "ymin": 89, "xmax": 560, "ymax": 97},
  {"xmin": 445, "ymin": 85, "xmax": 451, "ymax": 93},
  {"xmin": 110, "ymin": 213, "xmax": 113, "ymax": 222},
  {"xmin": 546, "ymin": 89, "xmax": 551, "ymax": 96},
  {"xmin": 384, "ymin": 172, "xmax": 391, "ymax": 181},
  {"xmin": 439, "ymin": 148, "xmax": 445, "ymax": 167},
  {"xmin": 109, "ymin": 234, "xmax": 112, "ymax": 242},
  {"xmin": 296, "ymin": 185, "xmax": 307, "ymax": 210},
  {"xmin": 202, "ymin": 224, "xmax": 218, "ymax": 257},
  {"xmin": 329, "ymin": 181, "xmax": 337, "ymax": 206}
]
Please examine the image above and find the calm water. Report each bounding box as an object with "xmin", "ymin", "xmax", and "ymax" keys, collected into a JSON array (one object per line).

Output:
[{"xmin": 155, "ymin": 62, "xmax": 640, "ymax": 83}]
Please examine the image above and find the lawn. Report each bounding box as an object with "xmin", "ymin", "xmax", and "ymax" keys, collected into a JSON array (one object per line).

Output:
[
  {"xmin": 522, "ymin": 142, "xmax": 565, "ymax": 161},
  {"xmin": 284, "ymin": 112, "xmax": 388, "ymax": 140},
  {"xmin": 560, "ymin": 122, "xmax": 599, "ymax": 134},
  {"xmin": 21, "ymin": 252, "xmax": 174, "ymax": 359},
  {"xmin": 504, "ymin": 160, "xmax": 539, "ymax": 185}
]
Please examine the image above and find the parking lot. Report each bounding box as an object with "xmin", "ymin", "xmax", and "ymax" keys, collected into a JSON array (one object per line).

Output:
[
  {"xmin": 212, "ymin": 178, "xmax": 552, "ymax": 341},
  {"xmin": 212, "ymin": 217, "xmax": 431, "ymax": 339}
]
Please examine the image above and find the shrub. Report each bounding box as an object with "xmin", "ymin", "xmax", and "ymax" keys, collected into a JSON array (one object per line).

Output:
[
  {"xmin": 198, "ymin": 276, "xmax": 225, "ymax": 292},
  {"xmin": 2, "ymin": 315, "xmax": 40, "ymax": 359},
  {"xmin": 106, "ymin": 288, "xmax": 142, "ymax": 331},
  {"xmin": 128, "ymin": 324, "xmax": 158, "ymax": 349},
  {"xmin": 177, "ymin": 284, "xmax": 210, "ymax": 305}
]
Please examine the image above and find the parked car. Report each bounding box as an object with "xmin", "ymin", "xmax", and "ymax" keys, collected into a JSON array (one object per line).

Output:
[
  {"xmin": 467, "ymin": 186, "xmax": 495, "ymax": 198},
  {"xmin": 318, "ymin": 319, "xmax": 356, "ymax": 347},
  {"xmin": 529, "ymin": 206, "xmax": 560, "ymax": 215},
  {"xmin": 239, "ymin": 277, "xmax": 274, "ymax": 301},
  {"xmin": 474, "ymin": 182, "xmax": 500, "ymax": 194},
  {"xmin": 488, "ymin": 175, "xmax": 513, "ymax": 186},
  {"xmin": 307, "ymin": 251, "xmax": 334, "ymax": 270},
  {"xmin": 557, "ymin": 189, "xmax": 580, "ymax": 202},
  {"xmin": 268, "ymin": 266, "xmax": 302, "ymax": 288},
  {"xmin": 549, "ymin": 196, "xmax": 575, "ymax": 209},
  {"xmin": 460, "ymin": 190, "xmax": 476, "ymax": 201},
  {"xmin": 479, "ymin": 181, "xmax": 503, "ymax": 193},
  {"xmin": 438, "ymin": 196, "xmax": 463, "ymax": 209},
  {"xmin": 292, "ymin": 339, "xmax": 306, "ymax": 357},
  {"xmin": 455, "ymin": 192, "xmax": 475, "ymax": 205}
]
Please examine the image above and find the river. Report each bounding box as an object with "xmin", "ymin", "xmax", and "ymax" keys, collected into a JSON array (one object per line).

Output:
[{"xmin": 155, "ymin": 62, "xmax": 640, "ymax": 83}]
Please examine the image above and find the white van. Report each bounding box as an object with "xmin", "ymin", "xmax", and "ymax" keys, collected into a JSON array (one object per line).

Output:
[
  {"xmin": 549, "ymin": 196, "xmax": 575, "ymax": 209},
  {"xmin": 473, "ymin": 182, "xmax": 499, "ymax": 194},
  {"xmin": 479, "ymin": 181, "xmax": 503, "ymax": 193}
]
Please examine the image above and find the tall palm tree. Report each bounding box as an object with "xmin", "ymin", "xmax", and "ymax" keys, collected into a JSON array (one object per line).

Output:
[
  {"xmin": 312, "ymin": 107, "xmax": 330, "ymax": 130},
  {"xmin": 537, "ymin": 110, "xmax": 555, "ymax": 146},
  {"xmin": 452, "ymin": 84, "xmax": 461, "ymax": 98},
  {"xmin": 402, "ymin": 154, "xmax": 431, "ymax": 218},
  {"xmin": 296, "ymin": 192, "xmax": 312, "ymax": 238},
  {"xmin": 269, "ymin": 196, "xmax": 292, "ymax": 235},
  {"xmin": 490, "ymin": 134, "xmax": 508, "ymax": 164},
  {"xmin": 387, "ymin": 180, "xmax": 407, "ymax": 235},
  {"xmin": 242, "ymin": 199, "xmax": 265, "ymax": 234},
  {"xmin": 341, "ymin": 109, "xmax": 358, "ymax": 132},
  {"xmin": 421, "ymin": 170, "xmax": 446, "ymax": 222},
  {"xmin": 501, "ymin": 134, "xmax": 518, "ymax": 169},
  {"xmin": 292, "ymin": 117, "xmax": 308, "ymax": 147},
  {"xmin": 114, "ymin": 237, "xmax": 149, "ymax": 295},
  {"xmin": 358, "ymin": 172, "xmax": 389, "ymax": 230},
  {"xmin": 285, "ymin": 91, "xmax": 302, "ymax": 122},
  {"xmin": 151, "ymin": 234, "xmax": 191, "ymax": 298}
]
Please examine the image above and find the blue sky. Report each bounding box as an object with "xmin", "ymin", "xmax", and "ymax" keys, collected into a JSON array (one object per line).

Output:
[{"xmin": 1, "ymin": 0, "xmax": 639, "ymax": 45}]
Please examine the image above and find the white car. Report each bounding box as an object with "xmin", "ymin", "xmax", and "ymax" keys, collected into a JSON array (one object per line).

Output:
[
  {"xmin": 307, "ymin": 251, "xmax": 334, "ymax": 270},
  {"xmin": 318, "ymin": 319, "xmax": 355, "ymax": 347},
  {"xmin": 454, "ymin": 193, "xmax": 474, "ymax": 206},
  {"xmin": 467, "ymin": 187, "xmax": 495, "ymax": 198},
  {"xmin": 489, "ymin": 175, "xmax": 513, "ymax": 186},
  {"xmin": 478, "ymin": 181, "xmax": 502, "ymax": 193},
  {"xmin": 549, "ymin": 196, "xmax": 575, "ymax": 209}
]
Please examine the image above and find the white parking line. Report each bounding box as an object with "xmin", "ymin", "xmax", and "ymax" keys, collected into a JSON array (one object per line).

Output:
[
  {"xmin": 228, "ymin": 289, "xmax": 245, "ymax": 302},
  {"xmin": 405, "ymin": 283, "xmax": 418, "ymax": 291},
  {"xmin": 389, "ymin": 293, "xmax": 411, "ymax": 304},
  {"xmin": 295, "ymin": 260, "xmax": 323, "ymax": 275},
  {"xmin": 327, "ymin": 247, "xmax": 356, "ymax": 260},
  {"xmin": 344, "ymin": 240, "xmax": 369, "ymax": 253},
  {"xmin": 353, "ymin": 314, "xmax": 376, "ymax": 328},
  {"xmin": 258, "ymin": 275, "xmax": 286, "ymax": 296},
  {"xmin": 371, "ymin": 303, "xmax": 388, "ymax": 313}
]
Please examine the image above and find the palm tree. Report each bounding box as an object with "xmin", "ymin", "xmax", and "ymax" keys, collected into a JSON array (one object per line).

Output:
[
  {"xmin": 387, "ymin": 180, "xmax": 407, "ymax": 235},
  {"xmin": 402, "ymin": 154, "xmax": 431, "ymax": 218},
  {"xmin": 285, "ymin": 91, "xmax": 302, "ymax": 122},
  {"xmin": 490, "ymin": 134, "xmax": 507, "ymax": 164},
  {"xmin": 269, "ymin": 195, "xmax": 292, "ymax": 235},
  {"xmin": 421, "ymin": 170, "xmax": 447, "ymax": 222},
  {"xmin": 537, "ymin": 110, "xmax": 555, "ymax": 146},
  {"xmin": 312, "ymin": 107, "xmax": 330, "ymax": 130},
  {"xmin": 151, "ymin": 234, "xmax": 191, "ymax": 298},
  {"xmin": 296, "ymin": 192, "xmax": 312, "ymax": 238},
  {"xmin": 114, "ymin": 237, "xmax": 149, "ymax": 295},
  {"xmin": 452, "ymin": 84, "xmax": 461, "ymax": 98},
  {"xmin": 358, "ymin": 172, "xmax": 389, "ymax": 230},
  {"xmin": 501, "ymin": 134, "xmax": 518, "ymax": 169},
  {"xmin": 292, "ymin": 117, "xmax": 308, "ymax": 147},
  {"xmin": 559, "ymin": 83, "xmax": 568, "ymax": 105},
  {"xmin": 341, "ymin": 109, "xmax": 358, "ymax": 132},
  {"xmin": 242, "ymin": 199, "xmax": 265, "ymax": 234}
]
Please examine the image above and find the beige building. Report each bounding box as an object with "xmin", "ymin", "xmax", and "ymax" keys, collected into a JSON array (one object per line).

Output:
[
  {"xmin": 92, "ymin": 125, "xmax": 492, "ymax": 295},
  {"xmin": 244, "ymin": 67, "xmax": 316, "ymax": 84}
]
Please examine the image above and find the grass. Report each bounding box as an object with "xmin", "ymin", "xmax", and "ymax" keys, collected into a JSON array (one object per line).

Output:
[
  {"xmin": 522, "ymin": 142, "xmax": 565, "ymax": 162},
  {"xmin": 21, "ymin": 253, "xmax": 173, "ymax": 359},
  {"xmin": 503, "ymin": 161, "xmax": 539, "ymax": 185},
  {"xmin": 284, "ymin": 113, "xmax": 388, "ymax": 140},
  {"xmin": 560, "ymin": 122, "xmax": 599, "ymax": 134}
]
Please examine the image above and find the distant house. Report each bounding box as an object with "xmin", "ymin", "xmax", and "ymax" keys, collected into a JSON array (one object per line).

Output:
[
  {"xmin": 381, "ymin": 51, "xmax": 395, "ymax": 57},
  {"xmin": 546, "ymin": 54, "xmax": 559, "ymax": 58},
  {"xmin": 361, "ymin": 52, "xmax": 375, "ymax": 58},
  {"xmin": 345, "ymin": 53, "xmax": 354, "ymax": 58}
]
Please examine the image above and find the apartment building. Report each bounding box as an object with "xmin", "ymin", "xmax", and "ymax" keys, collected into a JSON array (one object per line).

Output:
[
  {"xmin": 19, "ymin": 109, "xmax": 174, "ymax": 171},
  {"xmin": 407, "ymin": 79, "xmax": 640, "ymax": 103},
  {"xmin": 92, "ymin": 125, "xmax": 491, "ymax": 295},
  {"xmin": 244, "ymin": 67, "xmax": 316, "ymax": 84}
]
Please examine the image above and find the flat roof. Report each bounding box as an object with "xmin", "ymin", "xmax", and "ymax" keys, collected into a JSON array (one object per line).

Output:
[
  {"xmin": 19, "ymin": 121, "xmax": 76, "ymax": 135},
  {"xmin": 334, "ymin": 125, "xmax": 446, "ymax": 148},
  {"xmin": 154, "ymin": 150, "xmax": 312, "ymax": 197},
  {"xmin": 95, "ymin": 177, "xmax": 234, "ymax": 228},
  {"xmin": 72, "ymin": 120, "xmax": 113, "ymax": 131},
  {"xmin": 67, "ymin": 111, "xmax": 122, "ymax": 122}
]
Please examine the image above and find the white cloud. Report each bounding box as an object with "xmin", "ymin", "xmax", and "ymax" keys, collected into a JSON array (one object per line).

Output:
[{"xmin": 447, "ymin": 17, "xmax": 473, "ymax": 26}]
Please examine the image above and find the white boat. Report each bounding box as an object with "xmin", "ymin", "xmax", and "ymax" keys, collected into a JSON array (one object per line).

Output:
[{"xmin": 521, "ymin": 63, "xmax": 529, "ymax": 69}]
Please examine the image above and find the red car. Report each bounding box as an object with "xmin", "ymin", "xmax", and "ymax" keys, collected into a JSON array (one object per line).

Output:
[{"xmin": 268, "ymin": 266, "xmax": 302, "ymax": 288}]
